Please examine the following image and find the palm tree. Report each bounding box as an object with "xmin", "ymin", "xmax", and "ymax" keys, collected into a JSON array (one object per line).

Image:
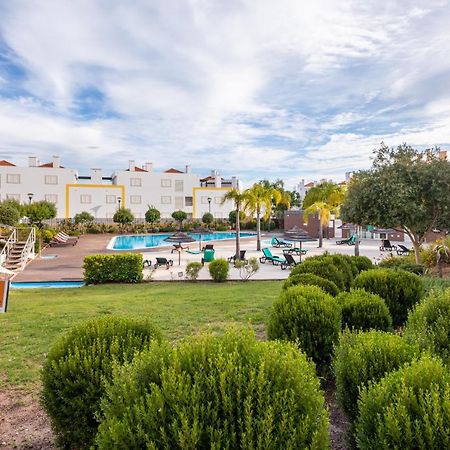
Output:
[
  {"xmin": 245, "ymin": 183, "xmax": 291, "ymax": 251},
  {"xmin": 303, "ymin": 182, "xmax": 345, "ymax": 248},
  {"xmin": 222, "ymin": 189, "xmax": 248, "ymax": 258}
]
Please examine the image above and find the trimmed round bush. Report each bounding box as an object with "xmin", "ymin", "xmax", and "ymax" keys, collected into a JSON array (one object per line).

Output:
[
  {"xmin": 352, "ymin": 268, "xmax": 424, "ymax": 326},
  {"xmin": 41, "ymin": 316, "xmax": 161, "ymax": 449},
  {"xmin": 291, "ymin": 257, "xmax": 346, "ymax": 290},
  {"xmin": 282, "ymin": 273, "xmax": 340, "ymax": 296},
  {"xmin": 356, "ymin": 355, "xmax": 450, "ymax": 449},
  {"xmin": 404, "ymin": 288, "xmax": 450, "ymax": 363},
  {"xmin": 268, "ymin": 285, "xmax": 341, "ymax": 371},
  {"xmin": 96, "ymin": 330, "xmax": 330, "ymax": 449},
  {"xmin": 333, "ymin": 329, "xmax": 418, "ymax": 421},
  {"xmin": 350, "ymin": 256, "xmax": 373, "ymax": 273},
  {"xmin": 337, "ymin": 289, "xmax": 392, "ymax": 332},
  {"xmin": 209, "ymin": 258, "xmax": 229, "ymax": 282},
  {"xmin": 329, "ymin": 254, "xmax": 357, "ymax": 289}
]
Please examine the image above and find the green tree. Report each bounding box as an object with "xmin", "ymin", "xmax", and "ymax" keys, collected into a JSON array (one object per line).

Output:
[
  {"xmin": 113, "ymin": 208, "xmax": 134, "ymax": 225},
  {"xmin": 145, "ymin": 206, "xmax": 161, "ymax": 224},
  {"xmin": 172, "ymin": 210, "xmax": 187, "ymax": 229},
  {"xmin": 228, "ymin": 210, "xmax": 245, "ymax": 227},
  {"xmin": 222, "ymin": 189, "xmax": 249, "ymax": 258},
  {"xmin": 25, "ymin": 201, "xmax": 57, "ymax": 228},
  {"xmin": 303, "ymin": 182, "xmax": 345, "ymax": 248},
  {"xmin": 74, "ymin": 211, "xmax": 94, "ymax": 225},
  {"xmin": 202, "ymin": 212, "xmax": 214, "ymax": 225},
  {"xmin": 245, "ymin": 183, "xmax": 288, "ymax": 251},
  {"xmin": 0, "ymin": 203, "xmax": 21, "ymax": 226},
  {"xmin": 341, "ymin": 144, "xmax": 450, "ymax": 263},
  {"xmin": 259, "ymin": 179, "xmax": 291, "ymax": 229}
]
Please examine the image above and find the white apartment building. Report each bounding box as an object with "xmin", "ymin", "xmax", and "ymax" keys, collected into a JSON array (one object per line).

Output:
[{"xmin": 0, "ymin": 157, "xmax": 239, "ymax": 220}]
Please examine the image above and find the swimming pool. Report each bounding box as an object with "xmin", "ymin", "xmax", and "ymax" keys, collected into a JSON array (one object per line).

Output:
[
  {"xmin": 109, "ymin": 232, "xmax": 256, "ymax": 250},
  {"xmin": 11, "ymin": 281, "xmax": 84, "ymax": 289}
]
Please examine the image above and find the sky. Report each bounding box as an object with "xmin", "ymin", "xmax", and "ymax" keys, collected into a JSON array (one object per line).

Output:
[{"xmin": 1, "ymin": 0, "xmax": 450, "ymax": 189}]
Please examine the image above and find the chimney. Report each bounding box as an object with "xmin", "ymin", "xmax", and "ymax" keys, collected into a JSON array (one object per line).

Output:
[
  {"xmin": 28, "ymin": 156, "xmax": 37, "ymax": 167},
  {"xmin": 52, "ymin": 155, "xmax": 60, "ymax": 168},
  {"xmin": 145, "ymin": 162, "xmax": 153, "ymax": 172},
  {"xmin": 90, "ymin": 168, "xmax": 102, "ymax": 183},
  {"xmin": 215, "ymin": 172, "xmax": 222, "ymax": 188},
  {"xmin": 211, "ymin": 169, "xmax": 218, "ymax": 177},
  {"xmin": 231, "ymin": 176, "xmax": 237, "ymax": 188},
  {"xmin": 129, "ymin": 160, "xmax": 135, "ymax": 171},
  {"xmin": 185, "ymin": 164, "xmax": 191, "ymax": 174}
]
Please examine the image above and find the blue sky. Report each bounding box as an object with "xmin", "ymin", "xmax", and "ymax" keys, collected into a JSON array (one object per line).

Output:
[{"xmin": 1, "ymin": 0, "xmax": 450, "ymax": 188}]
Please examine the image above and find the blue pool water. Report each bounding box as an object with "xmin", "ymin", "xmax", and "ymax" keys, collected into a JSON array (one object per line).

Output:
[
  {"xmin": 109, "ymin": 232, "xmax": 256, "ymax": 250},
  {"xmin": 11, "ymin": 281, "xmax": 84, "ymax": 289}
]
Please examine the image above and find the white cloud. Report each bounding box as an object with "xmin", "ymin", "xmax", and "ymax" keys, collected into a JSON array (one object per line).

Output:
[{"xmin": 0, "ymin": 0, "xmax": 450, "ymax": 184}]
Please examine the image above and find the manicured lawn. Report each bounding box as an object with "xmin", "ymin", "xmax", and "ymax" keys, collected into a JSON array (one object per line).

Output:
[{"xmin": 0, "ymin": 281, "xmax": 282, "ymax": 388}]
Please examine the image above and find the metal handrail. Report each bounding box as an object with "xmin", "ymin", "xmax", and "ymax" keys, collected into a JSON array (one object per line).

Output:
[
  {"xmin": 0, "ymin": 228, "xmax": 17, "ymax": 264},
  {"xmin": 19, "ymin": 227, "xmax": 36, "ymax": 267}
]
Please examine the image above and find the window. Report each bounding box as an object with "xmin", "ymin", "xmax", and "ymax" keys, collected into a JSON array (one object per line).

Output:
[
  {"xmin": 80, "ymin": 194, "xmax": 92, "ymax": 204},
  {"xmin": 161, "ymin": 179, "xmax": 172, "ymax": 187},
  {"xmin": 175, "ymin": 180, "xmax": 184, "ymax": 192},
  {"xmin": 175, "ymin": 196, "xmax": 183, "ymax": 209},
  {"xmin": 130, "ymin": 195, "xmax": 141, "ymax": 204},
  {"xmin": 45, "ymin": 194, "xmax": 57, "ymax": 203},
  {"xmin": 6, "ymin": 194, "xmax": 20, "ymax": 201},
  {"xmin": 130, "ymin": 178, "xmax": 141, "ymax": 187},
  {"xmin": 214, "ymin": 196, "xmax": 222, "ymax": 204},
  {"xmin": 106, "ymin": 195, "xmax": 116, "ymax": 204},
  {"xmin": 185, "ymin": 196, "xmax": 193, "ymax": 206},
  {"xmin": 6, "ymin": 174, "xmax": 20, "ymax": 184},
  {"xmin": 161, "ymin": 196, "xmax": 172, "ymax": 204},
  {"xmin": 45, "ymin": 175, "xmax": 58, "ymax": 185}
]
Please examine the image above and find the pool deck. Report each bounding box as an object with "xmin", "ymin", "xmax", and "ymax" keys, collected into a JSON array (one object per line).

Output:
[{"xmin": 12, "ymin": 233, "xmax": 391, "ymax": 282}]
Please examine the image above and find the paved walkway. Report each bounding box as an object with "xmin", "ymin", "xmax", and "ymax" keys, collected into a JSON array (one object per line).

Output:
[{"xmin": 13, "ymin": 233, "xmax": 390, "ymax": 282}]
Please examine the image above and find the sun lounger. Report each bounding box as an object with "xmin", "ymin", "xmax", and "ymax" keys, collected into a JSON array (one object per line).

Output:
[
  {"xmin": 396, "ymin": 244, "xmax": 411, "ymax": 256},
  {"xmin": 228, "ymin": 250, "xmax": 247, "ymax": 264},
  {"xmin": 283, "ymin": 247, "xmax": 307, "ymax": 255},
  {"xmin": 259, "ymin": 248, "xmax": 285, "ymax": 265},
  {"xmin": 201, "ymin": 249, "xmax": 215, "ymax": 266},
  {"xmin": 154, "ymin": 257, "xmax": 173, "ymax": 269},
  {"xmin": 186, "ymin": 249, "xmax": 202, "ymax": 255},
  {"xmin": 271, "ymin": 236, "xmax": 292, "ymax": 248},
  {"xmin": 171, "ymin": 244, "xmax": 189, "ymax": 253},
  {"xmin": 379, "ymin": 239, "xmax": 397, "ymax": 251},
  {"xmin": 281, "ymin": 253, "xmax": 299, "ymax": 270},
  {"xmin": 50, "ymin": 234, "xmax": 77, "ymax": 246},
  {"xmin": 336, "ymin": 234, "xmax": 356, "ymax": 245},
  {"xmin": 143, "ymin": 259, "xmax": 152, "ymax": 268}
]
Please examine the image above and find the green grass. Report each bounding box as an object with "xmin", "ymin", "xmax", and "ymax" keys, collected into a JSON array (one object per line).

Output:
[{"xmin": 0, "ymin": 281, "xmax": 282, "ymax": 389}]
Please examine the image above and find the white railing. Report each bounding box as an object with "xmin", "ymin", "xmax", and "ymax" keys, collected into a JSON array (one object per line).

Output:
[
  {"xmin": 0, "ymin": 228, "xmax": 17, "ymax": 265},
  {"xmin": 19, "ymin": 227, "xmax": 36, "ymax": 268}
]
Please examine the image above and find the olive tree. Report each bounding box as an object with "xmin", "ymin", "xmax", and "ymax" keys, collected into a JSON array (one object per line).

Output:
[{"xmin": 341, "ymin": 144, "xmax": 450, "ymax": 263}]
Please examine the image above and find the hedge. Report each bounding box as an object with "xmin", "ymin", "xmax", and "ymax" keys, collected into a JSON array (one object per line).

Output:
[
  {"xmin": 328, "ymin": 254, "xmax": 357, "ymax": 289},
  {"xmin": 268, "ymin": 285, "xmax": 341, "ymax": 372},
  {"xmin": 352, "ymin": 268, "xmax": 423, "ymax": 326},
  {"xmin": 83, "ymin": 253, "xmax": 143, "ymax": 284},
  {"xmin": 96, "ymin": 329, "xmax": 329, "ymax": 449},
  {"xmin": 333, "ymin": 329, "xmax": 417, "ymax": 421},
  {"xmin": 41, "ymin": 316, "xmax": 161, "ymax": 449},
  {"xmin": 404, "ymin": 288, "xmax": 450, "ymax": 363},
  {"xmin": 356, "ymin": 356, "xmax": 450, "ymax": 449},
  {"xmin": 209, "ymin": 258, "xmax": 229, "ymax": 282},
  {"xmin": 351, "ymin": 256, "xmax": 373, "ymax": 273},
  {"xmin": 337, "ymin": 289, "xmax": 392, "ymax": 332},
  {"xmin": 282, "ymin": 273, "xmax": 340, "ymax": 296}
]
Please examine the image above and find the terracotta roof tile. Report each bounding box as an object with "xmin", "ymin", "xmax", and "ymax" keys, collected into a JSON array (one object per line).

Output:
[
  {"xmin": 305, "ymin": 182, "xmax": 315, "ymax": 187},
  {"xmin": 164, "ymin": 168, "xmax": 184, "ymax": 174},
  {"xmin": 0, "ymin": 160, "xmax": 15, "ymax": 166},
  {"xmin": 39, "ymin": 162, "xmax": 65, "ymax": 168},
  {"xmin": 126, "ymin": 166, "xmax": 148, "ymax": 172}
]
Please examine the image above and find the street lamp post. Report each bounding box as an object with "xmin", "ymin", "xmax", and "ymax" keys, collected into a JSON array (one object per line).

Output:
[
  {"xmin": 117, "ymin": 196, "xmax": 122, "ymax": 210},
  {"xmin": 27, "ymin": 193, "xmax": 34, "ymax": 204},
  {"xmin": 207, "ymin": 197, "xmax": 212, "ymax": 214}
]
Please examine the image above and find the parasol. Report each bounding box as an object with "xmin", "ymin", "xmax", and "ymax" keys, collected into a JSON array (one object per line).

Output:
[
  {"xmin": 283, "ymin": 226, "xmax": 317, "ymax": 262},
  {"xmin": 163, "ymin": 232, "xmax": 196, "ymax": 265}
]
